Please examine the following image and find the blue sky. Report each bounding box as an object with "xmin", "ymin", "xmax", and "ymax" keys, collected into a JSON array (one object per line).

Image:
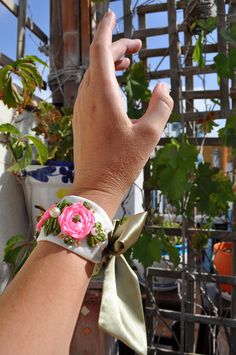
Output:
[{"xmin": 0, "ymin": 0, "xmax": 224, "ymax": 134}]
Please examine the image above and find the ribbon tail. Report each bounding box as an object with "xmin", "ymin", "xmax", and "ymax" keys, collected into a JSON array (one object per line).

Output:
[{"xmin": 98, "ymin": 254, "xmax": 147, "ymax": 355}]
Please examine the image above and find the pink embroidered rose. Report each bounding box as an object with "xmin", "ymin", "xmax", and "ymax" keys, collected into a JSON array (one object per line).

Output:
[
  {"xmin": 58, "ymin": 203, "xmax": 95, "ymax": 240},
  {"xmin": 36, "ymin": 204, "xmax": 56, "ymax": 231}
]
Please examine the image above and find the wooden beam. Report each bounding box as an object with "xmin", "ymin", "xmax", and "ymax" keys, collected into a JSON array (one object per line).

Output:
[
  {"xmin": 16, "ymin": 0, "xmax": 27, "ymax": 58},
  {"xmin": 182, "ymin": 110, "xmax": 234, "ymax": 122},
  {"xmin": 117, "ymin": 65, "xmax": 215, "ymax": 84},
  {"xmin": 137, "ymin": 0, "xmax": 230, "ymax": 14},
  {"xmin": 137, "ymin": 0, "xmax": 186, "ymax": 15},
  {"xmin": 182, "ymin": 89, "xmax": 220, "ymax": 100},
  {"xmin": 167, "ymin": 0, "xmax": 181, "ymax": 114},
  {"xmin": 139, "ymin": 44, "xmax": 218, "ymax": 59},
  {"xmin": 148, "ymin": 64, "xmax": 214, "ymax": 79},
  {"xmin": 0, "ymin": 0, "xmax": 48, "ymax": 44},
  {"xmin": 0, "ymin": 52, "xmax": 14, "ymax": 66},
  {"xmin": 113, "ymin": 24, "xmax": 187, "ymax": 42}
]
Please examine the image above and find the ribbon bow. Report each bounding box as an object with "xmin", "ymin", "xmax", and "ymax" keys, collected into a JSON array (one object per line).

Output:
[{"xmin": 98, "ymin": 212, "xmax": 147, "ymax": 355}]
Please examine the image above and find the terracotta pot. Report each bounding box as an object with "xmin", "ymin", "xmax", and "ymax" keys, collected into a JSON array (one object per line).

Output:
[{"xmin": 213, "ymin": 242, "xmax": 232, "ymax": 293}]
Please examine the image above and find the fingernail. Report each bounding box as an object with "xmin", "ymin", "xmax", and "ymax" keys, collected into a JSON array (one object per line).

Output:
[
  {"xmin": 159, "ymin": 82, "xmax": 171, "ymax": 93},
  {"xmin": 104, "ymin": 10, "xmax": 115, "ymax": 19}
]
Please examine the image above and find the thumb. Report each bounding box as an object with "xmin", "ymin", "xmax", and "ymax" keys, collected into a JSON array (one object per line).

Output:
[{"xmin": 135, "ymin": 82, "xmax": 173, "ymax": 141}]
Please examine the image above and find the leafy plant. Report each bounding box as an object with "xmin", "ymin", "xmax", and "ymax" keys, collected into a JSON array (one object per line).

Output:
[
  {"xmin": 3, "ymin": 235, "xmax": 36, "ymax": 276},
  {"xmin": 0, "ymin": 55, "xmax": 47, "ymax": 110},
  {"xmin": 124, "ymin": 61, "xmax": 151, "ymax": 119},
  {"xmin": 132, "ymin": 230, "xmax": 180, "ymax": 268},
  {"xmin": 0, "ymin": 57, "xmax": 74, "ymax": 172},
  {"xmin": 0, "ymin": 123, "xmax": 48, "ymax": 172},
  {"xmin": 147, "ymin": 140, "xmax": 198, "ymax": 213},
  {"xmin": 192, "ymin": 17, "xmax": 217, "ymax": 68},
  {"xmin": 33, "ymin": 102, "xmax": 73, "ymax": 162},
  {"xmin": 219, "ymin": 114, "xmax": 236, "ymax": 155}
]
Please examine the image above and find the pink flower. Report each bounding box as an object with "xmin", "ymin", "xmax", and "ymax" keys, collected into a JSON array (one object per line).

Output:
[
  {"xmin": 36, "ymin": 205, "xmax": 55, "ymax": 231},
  {"xmin": 58, "ymin": 203, "xmax": 95, "ymax": 240}
]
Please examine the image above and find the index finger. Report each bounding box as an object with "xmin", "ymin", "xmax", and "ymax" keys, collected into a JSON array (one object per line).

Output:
[{"xmin": 90, "ymin": 11, "xmax": 117, "ymax": 84}]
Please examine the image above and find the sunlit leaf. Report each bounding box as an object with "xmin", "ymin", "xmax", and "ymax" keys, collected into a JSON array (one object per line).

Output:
[
  {"xmin": 8, "ymin": 142, "xmax": 33, "ymax": 172},
  {"xmin": 0, "ymin": 123, "xmax": 20, "ymax": 136},
  {"xmin": 25, "ymin": 135, "xmax": 48, "ymax": 165}
]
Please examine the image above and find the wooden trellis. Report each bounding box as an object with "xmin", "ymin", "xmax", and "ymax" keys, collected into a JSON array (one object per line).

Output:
[{"xmin": 114, "ymin": 0, "xmax": 236, "ymax": 354}]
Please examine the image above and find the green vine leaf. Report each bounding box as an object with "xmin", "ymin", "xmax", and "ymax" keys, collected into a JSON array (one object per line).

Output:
[
  {"xmin": 193, "ymin": 32, "xmax": 205, "ymax": 68},
  {"xmin": 148, "ymin": 141, "xmax": 198, "ymax": 212},
  {"xmin": 219, "ymin": 115, "xmax": 236, "ymax": 154},
  {"xmin": 0, "ymin": 56, "xmax": 46, "ymax": 109},
  {"xmin": 124, "ymin": 61, "xmax": 151, "ymax": 119},
  {"xmin": 132, "ymin": 231, "xmax": 180, "ymax": 268},
  {"xmin": 8, "ymin": 142, "xmax": 33, "ymax": 172},
  {"xmin": 214, "ymin": 48, "xmax": 236, "ymax": 80},
  {"xmin": 221, "ymin": 24, "xmax": 236, "ymax": 44},
  {"xmin": 196, "ymin": 17, "xmax": 217, "ymax": 33},
  {"xmin": 132, "ymin": 231, "xmax": 162, "ymax": 268},
  {"xmin": 24, "ymin": 135, "xmax": 48, "ymax": 165},
  {"xmin": 188, "ymin": 163, "xmax": 235, "ymax": 217},
  {"xmin": 0, "ymin": 123, "xmax": 20, "ymax": 136},
  {"xmin": 4, "ymin": 235, "xmax": 36, "ymax": 276}
]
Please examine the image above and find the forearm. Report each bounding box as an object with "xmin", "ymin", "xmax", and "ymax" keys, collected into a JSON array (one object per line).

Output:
[{"xmin": 0, "ymin": 241, "xmax": 94, "ymax": 355}]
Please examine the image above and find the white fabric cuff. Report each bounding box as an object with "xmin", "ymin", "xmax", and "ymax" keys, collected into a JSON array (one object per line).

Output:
[{"xmin": 37, "ymin": 195, "xmax": 113, "ymax": 263}]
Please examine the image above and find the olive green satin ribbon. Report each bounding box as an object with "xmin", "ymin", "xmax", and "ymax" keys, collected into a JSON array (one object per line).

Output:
[{"xmin": 98, "ymin": 212, "xmax": 147, "ymax": 355}]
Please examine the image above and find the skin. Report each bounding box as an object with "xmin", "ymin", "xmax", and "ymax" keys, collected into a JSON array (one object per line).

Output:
[{"xmin": 0, "ymin": 11, "xmax": 173, "ymax": 355}]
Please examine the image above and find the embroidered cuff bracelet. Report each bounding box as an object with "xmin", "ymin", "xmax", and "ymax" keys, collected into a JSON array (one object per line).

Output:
[
  {"xmin": 36, "ymin": 196, "xmax": 148, "ymax": 355},
  {"xmin": 36, "ymin": 195, "xmax": 113, "ymax": 263}
]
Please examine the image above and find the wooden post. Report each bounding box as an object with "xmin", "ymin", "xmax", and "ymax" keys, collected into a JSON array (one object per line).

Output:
[
  {"xmin": 61, "ymin": 0, "xmax": 80, "ymax": 107},
  {"xmin": 49, "ymin": 0, "xmax": 64, "ymax": 106},
  {"xmin": 217, "ymin": 0, "xmax": 230, "ymax": 117},
  {"xmin": 167, "ymin": 0, "xmax": 181, "ymax": 114},
  {"xmin": 137, "ymin": 11, "xmax": 151, "ymax": 213},
  {"xmin": 184, "ymin": 7, "xmax": 194, "ymax": 136},
  {"xmin": 138, "ymin": 13, "xmax": 147, "ymax": 68},
  {"xmin": 123, "ymin": 0, "xmax": 132, "ymax": 39},
  {"xmin": 16, "ymin": 0, "xmax": 27, "ymax": 58}
]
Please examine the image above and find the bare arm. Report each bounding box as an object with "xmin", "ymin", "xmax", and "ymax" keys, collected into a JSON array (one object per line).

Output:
[{"xmin": 0, "ymin": 11, "xmax": 173, "ymax": 355}]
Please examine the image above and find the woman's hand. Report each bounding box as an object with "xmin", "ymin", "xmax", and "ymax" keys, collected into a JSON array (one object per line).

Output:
[{"xmin": 71, "ymin": 11, "xmax": 173, "ymax": 218}]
